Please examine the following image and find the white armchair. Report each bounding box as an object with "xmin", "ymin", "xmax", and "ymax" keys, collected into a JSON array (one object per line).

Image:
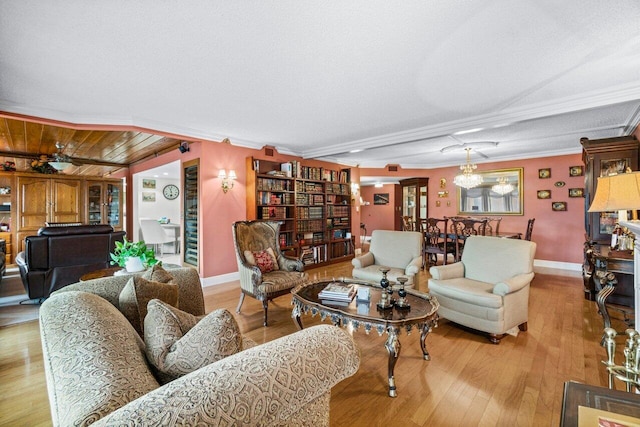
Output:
[
  {"xmin": 351, "ymin": 230, "xmax": 423, "ymax": 287},
  {"xmin": 428, "ymin": 235, "xmax": 536, "ymax": 344}
]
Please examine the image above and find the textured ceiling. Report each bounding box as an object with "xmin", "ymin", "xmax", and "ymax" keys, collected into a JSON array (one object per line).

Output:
[{"xmin": 1, "ymin": 1, "xmax": 639, "ymax": 176}]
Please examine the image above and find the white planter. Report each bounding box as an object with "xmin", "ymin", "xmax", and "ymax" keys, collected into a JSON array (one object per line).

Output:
[{"xmin": 125, "ymin": 256, "xmax": 145, "ymax": 273}]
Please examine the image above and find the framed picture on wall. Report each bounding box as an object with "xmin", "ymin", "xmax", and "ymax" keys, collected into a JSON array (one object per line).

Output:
[
  {"xmin": 552, "ymin": 201, "xmax": 567, "ymax": 211},
  {"xmin": 142, "ymin": 179, "xmax": 156, "ymax": 189},
  {"xmin": 569, "ymin": 188, "xmax": 584, "ymax": 198},
  {"xmin": 373, "ymin": 193, "xmax": 389, "ymax": 205},
  {"xmin": 538, "ymin": 168, "xmax": 551, "ymax": 179},
  {"xmin": 142, "ymin": 192, "xmax": 156, "ymax": 202}
]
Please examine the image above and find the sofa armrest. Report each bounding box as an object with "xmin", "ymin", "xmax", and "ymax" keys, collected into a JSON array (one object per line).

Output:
[
  {"xmin": 405, "ymin": 256, "xmax": 422, "ymax": 276},
  {"xmin": 96, "ymin": 325, "xmax": 360, "ymax": 426},
  {"xmin": 352, "ymin": 252, "xmax": 374, "ymax": 269},
  {"xmin": 429, "ymin": 262, "xmax": 464, "ymax": 280},
  {"xmin": 493, "ymin": 272, "xmax": 535, "ymax": 296}
]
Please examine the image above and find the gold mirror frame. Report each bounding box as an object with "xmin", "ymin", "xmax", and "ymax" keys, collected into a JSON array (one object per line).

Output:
[{"xmin": 457, "ymin": 167, "xmax": 524, "ymax": 215}]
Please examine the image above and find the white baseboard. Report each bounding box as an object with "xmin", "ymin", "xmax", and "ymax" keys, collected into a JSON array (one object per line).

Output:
[
  {"xmin": 201, "ymin": 272, "xmax": 239, "ymax": 288},
  {"xmin": 533, "ymin": 259, "xmax": 582, "ymax": 272}
]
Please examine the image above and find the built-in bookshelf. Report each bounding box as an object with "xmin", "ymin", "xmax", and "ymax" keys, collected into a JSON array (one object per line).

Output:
[{"xmin": 246, "ymin": 157, "xmax": 354, "ymax": 266}]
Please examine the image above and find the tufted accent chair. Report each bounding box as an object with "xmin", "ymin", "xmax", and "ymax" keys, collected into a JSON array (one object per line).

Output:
[{"xmin": 232, "ymin": 220, "xmax": 307, "ymax": 326}]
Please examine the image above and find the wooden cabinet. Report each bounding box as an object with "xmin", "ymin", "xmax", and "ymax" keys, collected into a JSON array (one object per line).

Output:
[
  {"xmin": 17, "ymin": 175, "xmax": 82, "ymax": 231},
  {"xmin": 582, "ymin": 135, "xmax": 639, "ymax": 302},
  {"xmin": 582, "ymin": 136, "xmax": 639, "ymax": 244},
  {"xmin": 86, "ymin": 180, "xmax": 123, "ymax": 230},
  {"xmin": 0, "ymin": 232, "xmax": 11, "ymax": 265},
  {"xmin": 247, "ymin": 157, "xmax": 353, "ymax": 267},
  {"xmin": 395, "ymin": 178, "xmax": 429, "ymax": 231}
]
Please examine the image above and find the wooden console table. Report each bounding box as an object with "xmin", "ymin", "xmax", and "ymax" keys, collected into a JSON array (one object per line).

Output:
[{"xmin": 586, "ymin": 243, "xmax": 635, "ymax": 329}]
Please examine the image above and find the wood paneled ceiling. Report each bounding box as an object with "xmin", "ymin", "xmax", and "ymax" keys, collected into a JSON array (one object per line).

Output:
[{"xmin": 0, "ymin": 116, "xmax": 184, "ymax": 177}]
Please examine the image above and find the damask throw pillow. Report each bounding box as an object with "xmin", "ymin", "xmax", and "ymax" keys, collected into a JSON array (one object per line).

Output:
[
  {"xmin": 243, "ymin": 247, "xmax": 279, "ymax": 273},
  {"xmin": 142, "ymin": 264, "xmax": 176, "ymax": 284},
  {"xmin": 119, "ymin": 276, "xmax": 179, "ymax": 336},
  {"xmin": 144, "ymin": 299, "xmax": 246, "ymax": 384}
]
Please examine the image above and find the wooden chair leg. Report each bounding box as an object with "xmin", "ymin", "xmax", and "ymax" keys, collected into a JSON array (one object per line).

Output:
[
  {"xmin": 262, "ymin": 300, "xmax": 269, "ymax": 326},
  {"xmin": 518, "ymin": 322, "xmax": 528, "ymax": 332},
  {"xmin": 236, "ymin": 292, "xmax": 245, "ymax": 313}
]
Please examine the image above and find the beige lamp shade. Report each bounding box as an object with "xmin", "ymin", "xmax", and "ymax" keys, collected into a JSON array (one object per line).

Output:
[{"xmin": 588, "ymin": 171, "xmax": 640, "ymax": 212}]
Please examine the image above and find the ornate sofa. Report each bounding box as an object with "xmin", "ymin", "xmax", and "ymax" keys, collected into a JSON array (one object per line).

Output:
[
  {"xmin": 15, "ymin": 224, "xmax": 125, "ymax": 301},
  {"xmin": 42, "ymin": 267, "xmax": 360, "ymax": 426}
]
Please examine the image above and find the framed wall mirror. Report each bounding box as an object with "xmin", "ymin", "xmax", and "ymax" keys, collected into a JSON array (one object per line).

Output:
[{"xmin": 457, "ymin": 167, "xmax": 524, "ymax": 215}]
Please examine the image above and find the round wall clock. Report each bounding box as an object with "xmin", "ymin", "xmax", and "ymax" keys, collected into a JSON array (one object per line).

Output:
[{"xmin": 162, "ymin": 184, "xmax": 180, "ymax": 200}]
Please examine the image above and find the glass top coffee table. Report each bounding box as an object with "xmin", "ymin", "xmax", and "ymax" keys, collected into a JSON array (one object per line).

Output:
[{"xmin": 291, "ymin": 278, "xmax": 439, "ymax": 397}]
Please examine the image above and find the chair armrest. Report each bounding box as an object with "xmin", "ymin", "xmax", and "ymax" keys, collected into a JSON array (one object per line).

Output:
[
  {"xmin": 96, "ymin": 325, "xmax": 360, "ymax": 426},
  {"xmin": 493, "ymin": 272, "xmax": 535, "ymax": 296},
  {"xmin": 278, "ymin": 254, "xmax": 304, "ymax": 272},
  {"xmin": 352, "ymin": 252, "xmax": 374, "ymax": 269},
  {"xmin": 429, "ymin": 262, "xmax": 464, "ymax": 280},
  {"xmin": 405, "ymin": 256, "xmax": 423, "ymax": 276}
]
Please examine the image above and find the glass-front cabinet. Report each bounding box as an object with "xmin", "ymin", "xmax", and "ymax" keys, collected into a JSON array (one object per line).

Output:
[
  {"xmin": 183, "ymin": 159, "xmax": 199, "ymax": 267},
  {"xmin": 398, "ymin": 178, "xmax": 428, "ymax": 231},
  {"xmin": 86, "ymin": 180, "xmax": 123, "ymax": 230}
]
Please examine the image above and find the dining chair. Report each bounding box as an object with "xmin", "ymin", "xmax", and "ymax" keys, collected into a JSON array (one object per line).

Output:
[
  {"xmin": 450, "ymin": 217, "xmax": 488, "ymax": 262},
  {"xmin": 482, "ymin": 217, "xmax": 502, "ymax": 235},
  {"xmin": 402, "ymin": 216, "xmax": 415, "ymax": 231},
  {"xmin": 421, "ymin": 218, "xmax": 455, "ymax": 268},
  {"xmin": 525, "ymin": 218, "xmax": 535, "ymax": 241},
  {"xmin": 139, "ymin": 219, "xmax": 175, "ymax": 256}
]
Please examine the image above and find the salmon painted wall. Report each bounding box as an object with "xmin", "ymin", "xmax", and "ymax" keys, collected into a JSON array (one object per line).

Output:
[
  {"xmin": 361, "ymin": 153, "xmax": 585, "ymax": 267},
  {"xmin": 132, "ymin": 143, "xmax": 361, "ymax": 280}
]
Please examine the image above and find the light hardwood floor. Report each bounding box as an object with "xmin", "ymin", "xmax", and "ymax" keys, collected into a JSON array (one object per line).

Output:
[{"xmin": 0, "ymin": 261, "xmax": 627, "ymax": 426}]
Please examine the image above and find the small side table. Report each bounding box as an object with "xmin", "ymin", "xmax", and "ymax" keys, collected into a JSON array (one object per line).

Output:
[{"xmin": 560, "ymin": 381, "xmax": 640, "ymax": 426}]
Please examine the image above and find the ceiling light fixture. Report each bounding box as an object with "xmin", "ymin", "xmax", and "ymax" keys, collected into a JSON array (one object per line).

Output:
[
  {"xmin": 453, "ymin": 148, "xmax": 483, "ymax": 189},
  {"xmin": 492, "ymin": 176, "xmax": 514, "ymax": 195},
  {"xmin": 48, "ymin": 161, "xmax": 73, "ymax": 171}
]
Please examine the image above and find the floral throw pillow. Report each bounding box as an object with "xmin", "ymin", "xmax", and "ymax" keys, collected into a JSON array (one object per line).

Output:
[{"xmin": 244, "ymin": 248, "xmax": 279, "ymax": 273}]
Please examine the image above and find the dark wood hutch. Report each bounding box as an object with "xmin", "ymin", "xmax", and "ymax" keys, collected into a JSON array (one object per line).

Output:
[{"xmin": 581, "ymin": 135, "xmax": 638, "ymax": 323}]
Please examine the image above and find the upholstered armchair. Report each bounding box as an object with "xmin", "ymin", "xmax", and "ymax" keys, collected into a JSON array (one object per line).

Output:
[
  {"xmin": 428, "ymin": 235, "xmax": 537, "ymax": 344},
  {"xmin": 232, "ymin": 220, "xmax": 307, "ymax": 326},
  {"xmin": 351, "ymin": 230, "xmax": 423, "ymax": 287}
]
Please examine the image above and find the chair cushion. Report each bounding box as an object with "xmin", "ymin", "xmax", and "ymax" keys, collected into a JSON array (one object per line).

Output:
[
  {"xmin": 352, "ymin": 265, "xmax": 415, "ymax": 286},
  {"xmin": 428, "ymin": 277, "xmax": 503, "ymax": 309},
  {"xmin": 144, "ymin": 299, "xmax": 249, "ymax": 384},
  {"xmin": 244, "ymin": 248, "xmax": 279, "ymax": 273},
  {"xmin": 258, "ymin": 270, "xmax": 308, "ymax": 294},
  {"xmin": 119, "ymin": 277, "xmax": 179, "ymax": 335}
]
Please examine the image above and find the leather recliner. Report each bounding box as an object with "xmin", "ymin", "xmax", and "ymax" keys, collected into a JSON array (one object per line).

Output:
[{"xmin": 16, "ymin": 224, "xmax": 126, "ymax": 301}]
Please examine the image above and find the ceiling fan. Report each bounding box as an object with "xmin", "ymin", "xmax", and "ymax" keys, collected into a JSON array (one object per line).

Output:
[{"xmin": 42, "ymin": 143, "xmax": 82, "ymax": 171}]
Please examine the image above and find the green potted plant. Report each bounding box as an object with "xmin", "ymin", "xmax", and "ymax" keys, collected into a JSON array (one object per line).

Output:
[{"xmin": 110, "ymin": 238, "xmax": 161, "ymax": 272}]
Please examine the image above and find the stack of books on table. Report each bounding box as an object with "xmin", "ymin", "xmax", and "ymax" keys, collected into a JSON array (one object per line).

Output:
[{"xmin": 318, "ymin": 282, "xmax": 356, "ymax": 306}]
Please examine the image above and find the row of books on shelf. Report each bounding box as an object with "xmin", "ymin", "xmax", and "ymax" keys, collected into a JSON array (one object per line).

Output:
[
  {"xmin": 300, "ymin": 244, "xmax": 328, "ymax": 265},
  {"xmin": 256, "ymin": 178, "xmax": 293, "ymax": 192},
  {"xmin": 296, "ymin": 181, "xmax": 324, "ymax": 193},
  {"xmin": 327, "ymin": 205, "xmax": 350, "ymax": 216},
  {"xmin": 296, "ymin": 194, "xmax": 324, "ymax": 205},
  {"xmin": 261, "ymin": 206, "xmax": 287, "ymax": 220},
  {"xmin": 257, "ymin": 191, "xmax": 294, "ymax": 205},
  {"xmin": 296, "ymin": 206, "xmax": 323, "ymax": 219}
]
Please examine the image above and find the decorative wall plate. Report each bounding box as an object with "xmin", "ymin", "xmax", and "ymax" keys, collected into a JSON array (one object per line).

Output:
[{"xmin": 554, "ymin": 181, "xmax": 565, "ymax": 187}]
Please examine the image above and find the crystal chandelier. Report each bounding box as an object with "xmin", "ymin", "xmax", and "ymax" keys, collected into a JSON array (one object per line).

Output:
[
  {"xmin": 453, "ymin": 148, "xmax": 483, "ymax": 189},
  {"xmin": 492, "ymin": 176, "xmax": 514, "ymax": 195}
]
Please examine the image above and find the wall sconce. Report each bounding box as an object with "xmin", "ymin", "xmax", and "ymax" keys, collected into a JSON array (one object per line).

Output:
[{"xmin": 218, "ymin": 169, "xmax": 236, "ymax": 193}]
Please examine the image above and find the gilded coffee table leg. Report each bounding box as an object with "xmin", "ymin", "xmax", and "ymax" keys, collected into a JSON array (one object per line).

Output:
[
  {"xmin": 385, "ymin": 327, "xmax": 401, "ymax": 397},
  {"xmin": 420, "ymin": 319, "xmax": 436, "ymax": 361},
  {"xmin": 291, "ymin": 301, "xmax": 304, "ymax": 330}
]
